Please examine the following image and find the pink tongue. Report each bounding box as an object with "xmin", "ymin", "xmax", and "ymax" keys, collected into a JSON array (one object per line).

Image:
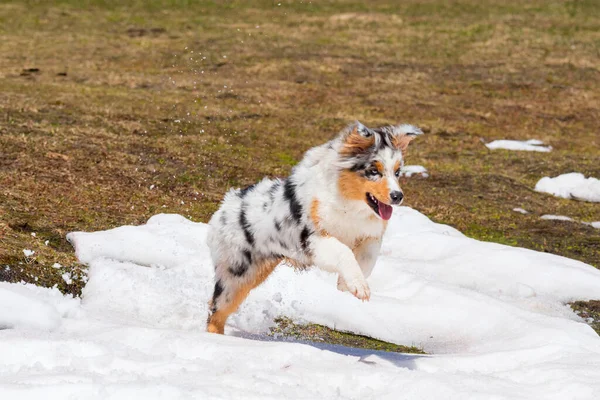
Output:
[{"xmin": 378, "ymin": 202, "xmax": 393, "ymax": 220}]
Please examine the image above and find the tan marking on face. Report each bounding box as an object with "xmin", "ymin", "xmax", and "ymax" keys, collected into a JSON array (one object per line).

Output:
[
  {"xmin": 338, "ymin": 170, "xmax": 391, "ymax": 205},
  {"xmin": 339, "ymin": 127, "xmax": 375, "ymax": 157},
  {"xmin": 207, "ymin": 257, "xmax": 281, "ymax": 334},
  {"xmin": 393, "ymin": 160, "xmax": 401, "ymax": 173},
  {"xmin": 373, "ymin": 160, "xmax": 384, "ymax": 175}
]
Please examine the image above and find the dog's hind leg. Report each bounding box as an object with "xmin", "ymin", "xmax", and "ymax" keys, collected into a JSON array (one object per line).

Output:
[{"xmin": 207, "ymin": 257, "xmax": 280, "ymax": 334}]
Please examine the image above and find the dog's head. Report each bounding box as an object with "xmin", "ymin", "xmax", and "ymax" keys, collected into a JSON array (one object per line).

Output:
[{"xmin": 336, "ymin": 121, "xmax": 422, "ymax": 220}]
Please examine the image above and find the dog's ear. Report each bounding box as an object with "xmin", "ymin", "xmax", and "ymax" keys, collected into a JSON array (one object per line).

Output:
[
  {"xmin": 390, "ymin": 124, "xmax": 423, "ymax": 152},
  {"xmin": 339, "ymin": 121, "xmax": 376, "ymax": 157}
]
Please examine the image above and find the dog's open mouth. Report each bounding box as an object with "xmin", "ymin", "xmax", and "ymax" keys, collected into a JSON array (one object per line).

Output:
[{"xmin": 366, "ymin": 193, "xmax": 393, "ymax": 220}]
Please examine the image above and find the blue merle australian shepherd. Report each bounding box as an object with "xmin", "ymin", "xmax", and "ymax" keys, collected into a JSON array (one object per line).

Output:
[{"xmin": 206, "ymin": 121, "xmax": 422, "ymax": 334}]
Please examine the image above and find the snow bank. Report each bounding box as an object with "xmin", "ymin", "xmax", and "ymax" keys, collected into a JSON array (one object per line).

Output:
[
  {"xmin": 535, "ymin": 173, "xmax": 600, "ymax": 202},
  {"xmin": 485, "ymin": 139, "xmax": 552, "ymax": 152},
  {"xmin": 0, "ymin": 283, "xmax": 80, "ymax": 330},
  {"xmin": 400, "ymin": 165, "xmax": 429, "ymax": 178},
  {"xmin": 2, "ymin": 208, "xmax": 600, "ymax": 399}
]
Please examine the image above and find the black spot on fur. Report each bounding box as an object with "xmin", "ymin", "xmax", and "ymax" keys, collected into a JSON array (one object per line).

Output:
[
  {"xmin": 213, "ymin": 280, "xmax": 224, "ymax": 300},
  {"xmin": 229, "ymin": 261, "xmax": 249, "ymax": 277},
  {"xmin": 274, "ymin": 220, "xmax": 281, "ymax": 231},
  {"xmin": 263, "ymin": 202, "xmax": 268, "ymax": 211},
  {"xmin": 279, "ymin": 239, "xmax": 288, "ymax": 250},
  {"xmin": 243, "ymin": 249, "xmax": 252, "ymax": 264},
  {"xmin": 300, "ymin": 226, "xmax": 312, "ymax": 251},
  {"xmin": 283, "ymin": 179, "xmax": 303, "ymax": 223},
  {"xmin": 239, "ymin": 207, "xmax": 255, "ymax": 246},
  {"xmin": 268, "ymin": 180, "xmax": 281, "ymax": 201},
  {"xmin": 373, "ymin": 127, "xmax": 395, "ymax": 150},
  {"xmin": 220, "ymin": 212, "xmax": 227, "ymax": 226},
  {"xmin": 211, "ymin": 280, "xmax": 224, "ymax": 312},
  {"xmin": 239, "ymin": 183, "xmax": 256, "ymax": 197},
  {"xmin": 350, "ymin": 162, "xmax": 366, "ymax": 172}
]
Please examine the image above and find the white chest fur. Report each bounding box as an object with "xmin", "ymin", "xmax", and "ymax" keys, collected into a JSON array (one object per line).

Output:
[{"xmin": 317, "ymin": 199, "xmax": 386, "ymax": 248}]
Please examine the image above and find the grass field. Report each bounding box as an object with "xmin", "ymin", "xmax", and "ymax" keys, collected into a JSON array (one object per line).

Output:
[{"xmin": 1, "ymin": 0, "xmax": 599, "ymax": 343}]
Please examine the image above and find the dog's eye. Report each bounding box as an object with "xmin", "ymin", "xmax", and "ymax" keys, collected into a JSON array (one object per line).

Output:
[
  {"xmin": 395, "ymin": 169, "xmax": 401, "ymax": 178},
  {"xmin": 366, "ymin": 167, "xmax": 379, "ymax": 177}
]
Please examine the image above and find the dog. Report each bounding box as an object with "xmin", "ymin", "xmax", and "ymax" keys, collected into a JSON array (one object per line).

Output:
[{"xmin": 206, "ymin": 121, "xmax": 422, "ymax": 334}]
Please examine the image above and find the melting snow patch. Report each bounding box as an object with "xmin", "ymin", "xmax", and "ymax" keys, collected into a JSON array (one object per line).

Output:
[
  {"xmin": 583, "ymin": 221, "xmax": 600, "ymax": 229},
  {"xmin": 400, "ymin": 165, "xmax": 429, "ymax": 178},
  {"xmin": 61, "ymin": 272, "xmax": 73, "ymax": 285},
  {"xmin": 513, "ymin": 207, "xmax": 529, "ymax": 214},
  {"xmin": 535, "ymin": 173, "xmax": 600, "ymax": 202},
  {"xmin": 485, "ymin": 139, "xmax": 552, "ymax": 152},
  {"xmin": 22, "ymin": 249, "xmax": 35, "ymax": 257},
  {"xmin": 2, "ymin": 208, "xmax": 600, "ymax": 399},
  {"xmin": 540, "ymin": 215, "xmax": 575, "ymax": 222}
]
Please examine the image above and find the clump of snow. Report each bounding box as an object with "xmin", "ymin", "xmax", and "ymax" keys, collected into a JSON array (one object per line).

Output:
[
  {"xmin": 61, "ymin": 272, "xmax": 73, "ymax": 285},
  {"xmin": 2, "ymin": 208, "xmax": 600, "ymax": 398},
  {"xmin": 540, "ymin": 214, "xmax": 575, "ymax": 222},
  {"xmin": 540, "ymin": 215, "xmax": 600, "ymax": 230},
  {"xmin": 535, "ymin": 173, "xmax": 600, "ymax": 202},
  {"xmin": 583, "ymin": 221, "xmax": 600, "ymax": 229},
  {"xmin": 400, "ymin": 165, "xmax": 429, "ymax": 178},
  {"xmin": 22, "ymin": 249, "xmax": 35, "ymax": 257},
  {"xmin": 485, "ymin": 139, "xmax": 552, "ymax": 152},
  {"xmin": 513, "ymin": 207, "xmax": 529, "ymax": 214}
]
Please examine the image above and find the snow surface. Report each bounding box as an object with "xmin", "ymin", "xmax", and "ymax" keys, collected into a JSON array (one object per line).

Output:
[
  {"xmin": 535, "ymin": 173, "xmax": 600, "ymax": 202},
  {"xmin": 485, "ymin": 139, "xmax": 552, "ymax": 152},
  {"xmin": 2, "ymin": 207, "xmax": 600, "ymax": 399},
  {"xmin": 540, "ymin": 214, "xmax": 574, "ymax": 222},
  {"xmin": 400, "ymin": 165, "xmax": 429, "ymax": 178}
]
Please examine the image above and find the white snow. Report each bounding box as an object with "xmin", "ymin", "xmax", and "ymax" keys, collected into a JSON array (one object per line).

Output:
[
  {"xmin": 400, "ymin": 165, "xmax": 429, "ymax": 178},
  {"xmin": 535, "ymin": 173, "xmax": 600, "ymax": 202},
  {"xmin": 485, "ymin": 139, "xmax": 552, "ymax": 152},
  {"xmin": 0, "ymin": 283, "xmax": 79, "ymax": 331},
  {"xmin": 22, "ymin": 249, "xmax": 35, "ymax": 257},
  {"xmin": 2, "ymin": 208, "xmax": 600, "ymax": 399},
  {"xmin": 512, "ymin": 207, "xmax": 529, "ymax": 214},
  {"xmin": 61, "ymin": 272, "xmax": 73, "ymax": 285},
  {"xmin": 539, "ymin": 215, "xmax": 600, "ymax": 229},
  {"xmin": 540, "ymin": 214, "xmax": 574, "ymax": 222}
]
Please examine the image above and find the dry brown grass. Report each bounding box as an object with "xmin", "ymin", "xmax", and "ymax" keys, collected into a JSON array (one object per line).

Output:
[{"xmin": 0, "ymin": 1, "xmax": 599, "ymax": 330}]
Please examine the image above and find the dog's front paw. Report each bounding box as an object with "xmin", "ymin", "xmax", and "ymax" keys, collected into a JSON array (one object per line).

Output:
[
  {"xmin": 337, "ymin": 276, "xmax": 349, "ymax": 292},
  {"xmin": 345, "ymin": 278, "xmax": 371, "ymax": 301}
]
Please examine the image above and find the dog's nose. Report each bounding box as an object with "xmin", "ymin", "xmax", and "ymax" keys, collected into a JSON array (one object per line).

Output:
[{"xmin": 390, "ymin": 191, "xmax": 404, "ymax": 204}]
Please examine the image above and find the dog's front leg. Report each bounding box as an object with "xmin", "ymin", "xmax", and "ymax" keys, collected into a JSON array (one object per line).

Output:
[
  {"xmin": 310, "ymin": 235, "xmax": 370, "ymax": 301},
  {"xmin": 337, "ymin": 237, "xmax": 381, "ymax": 293},
  {"xmin": 353, "ymin": 237, "xmax": 382, "ymax": 279}
]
